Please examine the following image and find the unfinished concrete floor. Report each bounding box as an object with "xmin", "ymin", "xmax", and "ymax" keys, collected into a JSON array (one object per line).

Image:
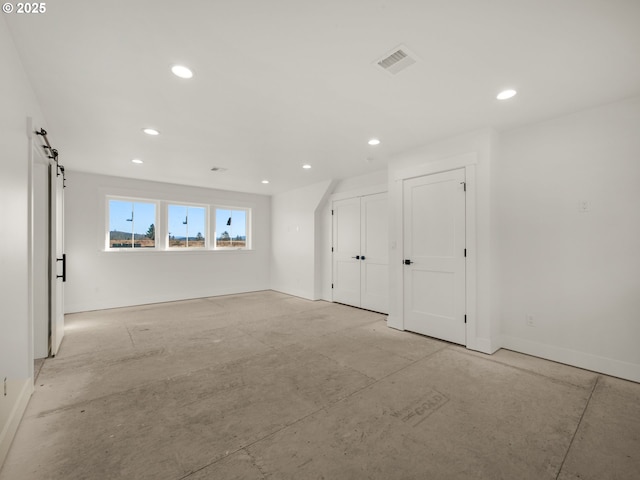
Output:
[{"xmin": 2, "ymin": 291, "xmax": 639, "ymax": 479}]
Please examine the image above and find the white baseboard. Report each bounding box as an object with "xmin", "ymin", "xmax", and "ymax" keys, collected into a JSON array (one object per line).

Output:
[
  {"xmin": 0, "ymin": 378, "xmax": 33, "ymax": 469},
  {"xmin": 269, "ymin": 287, "xmax": 316, "ymax": 301},
  {"xmin": 384, "ymin": 318, "xmax": 499, "ymax": 356},
  {"xmin": 466, "ymin": 337, "xmax": 498, "ymax": 355},
  {"xmin": 501, "ymin": 335, "xmax": 640, "ymax": 383},
  {"xmin": 386, "ymin": 315, "xmax": 403, "ymax": 331},
  {"xmin": 65, "ymin": 285, "xmax": 270, "ymax": 313}
]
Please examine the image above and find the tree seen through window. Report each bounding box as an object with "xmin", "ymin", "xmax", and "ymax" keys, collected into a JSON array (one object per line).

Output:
[{"xmin": 109, "ymin": 200, "xmax": 156, "ymax": 248}]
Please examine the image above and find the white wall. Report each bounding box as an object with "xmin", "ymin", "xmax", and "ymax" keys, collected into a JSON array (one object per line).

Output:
[
  {"xmin": 331, "ymin": 169, "xmax": 388, "ymax": 196},
  {"xmin": 497, "ymin": 97, "xmax": 640, "ymax": 382},
  {"xmin": 271, "ymin": 180, "xmax": 333, "ymax": 300},
  {"xmin": 0, "ymin": 17, "xmax": 45, "ymax": 466},
  {"xmin": 64, "ymin": 171, "xmax": 271, "ymax": 312},
  {"xmin": 387, "ymin": 129, "xmax": 498, "ymax": 353}
]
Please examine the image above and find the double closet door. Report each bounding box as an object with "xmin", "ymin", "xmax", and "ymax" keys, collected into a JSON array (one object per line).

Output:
[{"xmin": 332, "ymin": 192, "xmax": 388, "ymax": 313}]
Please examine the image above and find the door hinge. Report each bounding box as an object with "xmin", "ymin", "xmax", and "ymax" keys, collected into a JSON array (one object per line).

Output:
[
  {"xmin": 461, "ymin": 181, "xmax": 466, "ymax": 192},
  {"xmin": 464, "ymin": 314, "xmax": 467, "ymax": 324},
  {"xmin": 331, "ymin": 247, "xmax": 334, "ymax": 252},
  {"xmin": 331, "ymin": 283, "xmax": 334, "ymax": 289},
  {"xmin": 331, "ymin": 209, "xmax": 334, "ymax": 215},
  {"xmin": 464, "ymin": 248, "xmax": 467, "ymax": 257}
]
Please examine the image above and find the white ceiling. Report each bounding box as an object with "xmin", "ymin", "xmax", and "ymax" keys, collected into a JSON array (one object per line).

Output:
[{"xmin": 6, "ymin": 0, "xmax": 640, "ymax": 194}]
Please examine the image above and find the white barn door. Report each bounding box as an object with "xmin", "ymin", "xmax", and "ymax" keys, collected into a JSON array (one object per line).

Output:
[
  {"xmin": 50, "ymin": 159, "xmax": 65, "ymax": 356},
  {"xmin": 403, "ymin": 169, "xmax": 466, "ymax": 345}
]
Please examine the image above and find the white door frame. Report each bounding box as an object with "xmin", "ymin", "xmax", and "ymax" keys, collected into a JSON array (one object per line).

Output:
[
  {"xmin": 28, "ymin": 121, "xmax": 65, "ymax": 360},
  {"xmin": 27, "ymin": 119, "xmax": 36, "ymax": 380},
  {"xmin": 30, "ymin": 131, "xmax": 50, "ymax": 359},
  {"xmin": 402, "ymin": 168, "xmax": 467, "ymax": 345},
  {"xmin": 389, "ymin": 153, "xmax": 478, "ymax": 350},
  {"xmin": 330, "ymin": 184, "xmax": 388, "ymax": 203}
]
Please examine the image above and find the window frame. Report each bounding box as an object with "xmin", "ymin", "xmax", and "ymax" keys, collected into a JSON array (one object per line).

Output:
[
  {"xmin": 213, "ymin": 206, "xmax": 251, "ymax": 250},
  {"xmin": 106, "ymin": 196, "xmax": 159, "ymax": 251},
  {"xmin": 104, "ymin": 195, "xmax": 252, "ymax": 253},
  {"xmin": 166, "ymin": 202, "xmax": 209, "ymax": 250}
]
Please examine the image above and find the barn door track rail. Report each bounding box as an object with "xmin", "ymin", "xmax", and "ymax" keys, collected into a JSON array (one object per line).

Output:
[{"xmin": 35, "ymin": 128, "xmax": 66, "ymax": 187}]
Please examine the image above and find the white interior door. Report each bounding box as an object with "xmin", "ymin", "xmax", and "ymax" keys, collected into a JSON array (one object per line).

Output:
[
  {"xmin": 332, "ymin": 193, "xmax": 388, "ymax": 313},
  {"xmin": 50, "ymin": 163, "xmax": 65, "ymax": 356},
  {"xmin": 332, "ymin": 197, "xmax": 361, "ymax": 307},
  {"xmin": 360, "ymin": 193, "xmax": 388, "ymax": 312},
  {"xmin": 403, "ymin": 169, "xmax": 466, "ymax": 345}
]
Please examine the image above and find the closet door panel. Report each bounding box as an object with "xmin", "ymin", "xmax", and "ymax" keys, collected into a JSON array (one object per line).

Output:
[
  {"xmin": 360, "ymin": 193, "xmax": 388, "ymax": 313},
  {"xmin": 332, "ymin": 197, "xmax": 361, "ymax": 307}
]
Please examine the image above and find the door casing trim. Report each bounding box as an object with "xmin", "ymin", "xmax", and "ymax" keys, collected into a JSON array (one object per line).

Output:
[{"xmin": 389, "ymin": 153, "xmax": 479, "ymax": 352}]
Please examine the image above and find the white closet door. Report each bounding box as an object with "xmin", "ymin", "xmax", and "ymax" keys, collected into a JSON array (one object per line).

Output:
[
  {"xmin": 332, "ymin": 192, "xmax": 388, "ymax": 314},
  {"xmin": 360, "ymin": 193, "xmax": 388, "ymax": 313},
  {"xmin": 332, "ymin": 197, "xmax": 361, "ymax": 307},
  {"xmin": 403, "ymin": 169, "xmax": 466, "ymax": 345}
]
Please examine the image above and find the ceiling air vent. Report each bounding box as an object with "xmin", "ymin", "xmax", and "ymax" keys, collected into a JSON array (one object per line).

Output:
[{"xmin": 374, "ymin": 45, "xmax": 418, "ymax": 75}]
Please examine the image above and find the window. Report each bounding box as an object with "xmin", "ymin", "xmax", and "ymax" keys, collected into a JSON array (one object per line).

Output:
[
  {"xmin": 215, "ymin": 208, "xmax": 248, "ymax": 249},
  {"xmin": 108, "ymin": 199, "xmax": 156, "ymax": 249},
  {"xmin": 168, "ymin": 204, "xmax": 207, "ymax": 248},
  {"xmin": 106, "ymin": 195, "xmax": 251, "ymax": 252}
]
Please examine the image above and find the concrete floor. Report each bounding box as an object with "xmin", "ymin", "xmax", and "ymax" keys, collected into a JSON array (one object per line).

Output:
[{"xmin": 1, "ymin": 291, "xmax": 639, "ymax": 480}]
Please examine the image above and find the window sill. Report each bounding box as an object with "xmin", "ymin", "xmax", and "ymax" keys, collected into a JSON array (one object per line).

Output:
[{"xmin": 102, "ymin": 248, "xmax": 254, "ymax": 254}]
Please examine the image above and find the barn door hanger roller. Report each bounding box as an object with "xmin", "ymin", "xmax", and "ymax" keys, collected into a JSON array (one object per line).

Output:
[{"xmin": 35, "ymin": 128, "xmax": 67, "ymax": 187}]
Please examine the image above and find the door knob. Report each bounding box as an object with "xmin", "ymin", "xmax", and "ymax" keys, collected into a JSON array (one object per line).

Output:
[
  {"xmin": 403, "ymin": 259, "xmax": 413, "ymax": 265},
  {"xmin": 360, "ymin": 256, "xmax": 366, "ymax": 260},
  {"xmin": 351, "ymin": 255, "xmax": 360, "ymax": 259}
]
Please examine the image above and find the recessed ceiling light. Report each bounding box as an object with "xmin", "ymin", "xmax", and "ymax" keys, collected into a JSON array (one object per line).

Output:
[
  {"xmin": 368, "ymin": 138, "xmax": 381, "ymax": 146},
  {"xmin": 302, "ymin": 164, "xmax": 312, "ymax": 169},
  {"xmin": 171, "ymin": 65, "xmax": 193, "ymax": 79},
  {"xmin": 261, "ymin": 180, "xmax": 269, "ymax": 184},
  {"xmin": 131, "ymin": 159, "xmax": 143, "ymax": 164},
  {"xmin": 142, "ymin": 128, "xmax": 160, "ymax": 136},
  {"xmin": 497, "ymin": 89, "xmax": 517, "ymax": 100}
]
